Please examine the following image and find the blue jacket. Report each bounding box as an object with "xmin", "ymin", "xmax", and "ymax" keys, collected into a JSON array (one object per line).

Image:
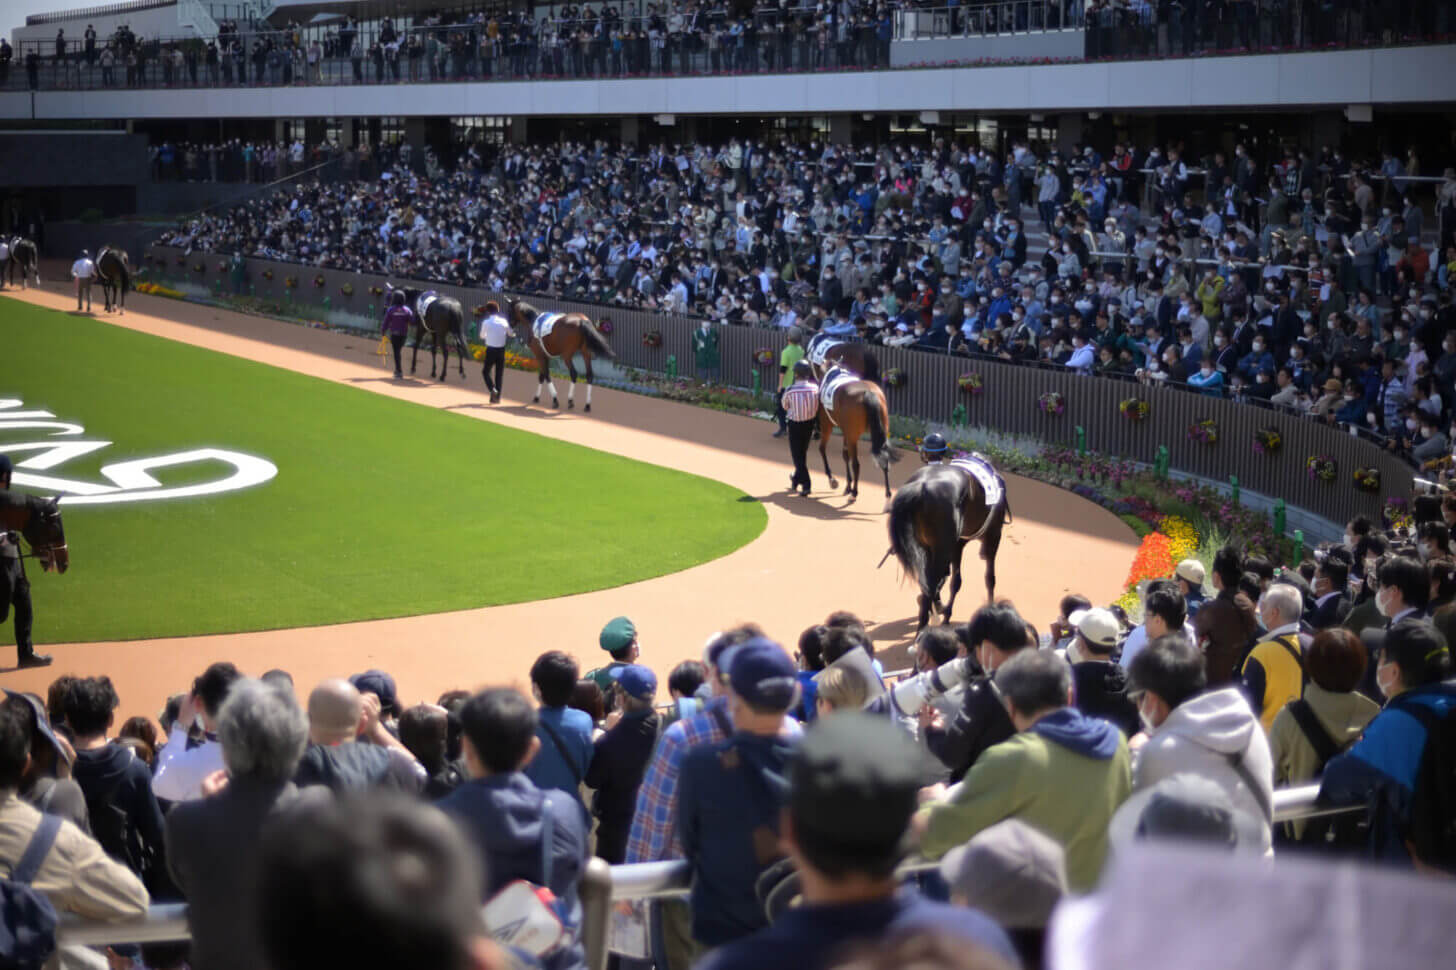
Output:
[
  {"xmin": 439, "ymin": 773, "xmax": 589, "ymax": 970},
  {"xmin": 1320, "ymin": 684, "xmax": 1456, "ymax": 865},
  {"xmin": 679, "ymin": 732, "xmax": 795, "ymax": 946},
  {"xmin": 698, "ymin": 890, "xmax": 1017, "ymax": 970},
  {"xmin": 526, "ymin": 706, "xmax": 595, "ymax": 801}
]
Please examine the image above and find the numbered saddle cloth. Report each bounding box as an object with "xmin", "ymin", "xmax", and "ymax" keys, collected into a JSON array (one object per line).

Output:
[
  {"xmin": 532, "ymin": 312, "xmax": 562, "ymax": 343},
  {"xmin": 819, "ymin": 367, "xmax": 859, "ymax": 414},
  {"xmin": 951, "ymin": 454, "xmax": 1004, "ymax": 538},
  {"xmin": 807, "ymin": 334, "xmax": 844, "ymax": 368},
  {"xmin": 416, "ymin": 290, "xmax": 439, "ymax": 319}
]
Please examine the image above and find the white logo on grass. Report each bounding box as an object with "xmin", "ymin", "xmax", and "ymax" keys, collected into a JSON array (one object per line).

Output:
[{"xmin": 0, "ymin": 398, "xmax": 277, "ymax": 505}]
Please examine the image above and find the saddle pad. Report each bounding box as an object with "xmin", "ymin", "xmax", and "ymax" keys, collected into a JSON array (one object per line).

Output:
[
  {"xmin": 417, "ymin": 291, "xmax": 439, "ymax": 318},
  {"xmin": 532, "ymin": 312, "xmax": 563, "ymax": 342},
  {"xmin": 820, "ymin": 368, "xmax": 859, "ymax": 412},
  {"xmin": 808, "ymin": 336, "xmax": 844, "ymax": 368},
  {"xmin": 951, "ymin": 455, "xmax": 1004, "ymax": 512}
]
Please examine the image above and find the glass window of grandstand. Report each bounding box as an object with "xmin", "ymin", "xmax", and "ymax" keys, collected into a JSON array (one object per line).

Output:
[{"xmin": 452, "ymin": 116, "xmax": 508, "ymax": 147}]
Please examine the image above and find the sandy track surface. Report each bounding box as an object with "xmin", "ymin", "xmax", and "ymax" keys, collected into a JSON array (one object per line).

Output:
[{"xmin": 1, "ymin": 284, "xmax": 1136, "ymax": 721}]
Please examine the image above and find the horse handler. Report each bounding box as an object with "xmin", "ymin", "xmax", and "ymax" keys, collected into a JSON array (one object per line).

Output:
[
  {"xmin": 71, "ymin": 249, "xmax": 95, "ymax": 311},
  {"xmin": 783, "ymin": 360, "xmax": 820, "ymax": 496},
  {"xmin": 0, "ymin": 456, "xmax": 50, "ymax": 668},
  {"xmin": 477, "ymin": 300, "xmax": 511, "ymax": 403},
  {"xmin": 381, "ymin": 290, "xmax": 414, "ymax": 379}
]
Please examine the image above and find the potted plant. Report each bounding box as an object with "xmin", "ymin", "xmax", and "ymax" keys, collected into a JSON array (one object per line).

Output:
[
  {"xmin": 1353, "ymin": 467, "xmax": 1381, "ymax": 494},
  {"xmin": 1253, "ymin": 427, "xmax": 1281, "ymax": 455},
  {"xmin": 1037, "ymin": 392, "xmax": 1065, "ymax": 416},
  {"xmin": 883, "ymin": 368, "xmax": 907, "ymax": 389},
  {"xmin": 1187, "ymin": 419, "xmax": 1219, "ymax": 444},
  {"xmin": 1119, "ymin": 398, "xmax": 1150, "ymax": 421},
  {"xmin": 642, "ymin": 330, "xmax": 663, "ymax": 349},
  {"xmin": 958, "ymin": 373, "xmax": 984, "ymax": 395},
  {"xmin": 1306, "ymin": 455, "xmax": 1337, "ymax": 483}
]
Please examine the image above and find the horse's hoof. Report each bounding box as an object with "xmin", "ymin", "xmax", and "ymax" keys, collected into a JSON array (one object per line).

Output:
[
  {"xmin": 583, "ymin": 404, "xmax": 591, "ymax": 413},
  {"xmin": 552, "ymin": 400, "xmax": 560, "ymax": 409},
  {"xmin": 568, "ymin": 399, "xmax": 575, "ymax": 409}
]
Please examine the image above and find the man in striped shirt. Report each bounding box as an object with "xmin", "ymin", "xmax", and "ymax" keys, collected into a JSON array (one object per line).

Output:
[{"xmin": 782, "ymin": 360, "xmax": 820, "ymax": 496}]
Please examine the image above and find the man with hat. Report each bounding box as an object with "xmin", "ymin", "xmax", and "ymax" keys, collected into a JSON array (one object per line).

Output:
[
  {"xmin": 780, "ymin": 360, "xmax": 819, "ymax": 496},
  {"xmin": 0, "ymin": 455, "xmax": 49, "ymax": 668},
  {"xmin": 586, "ymin": 615, "xmax": 639, "ymax": 715},
  {"xmin": 678, "ymin": 637, "xmax": 799, "ymax": 951},
  {"xmin": 698, "ymin": 712, "xmax": 1016, "ymax": 970},
  {"xmin": 71, "ymin": 249, "xmax": 95, "ymax": 312},
  {"xmin": 584, "ymin": 664, "xmax": 659, "ymax": 864},
  {"xmin": 940, "ymin": 818, "xmax": 1068, "ymax": 970},
  {"xmin": 1065, "ymin": 607, "xmax": 1139, "ymax": 738},
  {"xmin": 1174, "ymin": 558, "xmax": 1207, "ymax": 618},
  {"xmin": 2, "ymin": 691, "xmax": 85, "ymax": 830}
]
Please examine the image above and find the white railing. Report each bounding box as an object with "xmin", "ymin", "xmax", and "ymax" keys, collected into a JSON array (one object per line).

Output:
[
  {"xmin": 176, "ymin": 0, "xmax": 219, "ymax": 37},
  {"xmin": 56, "ymin": 782, "xmax": 1350, "ymax": 969}
]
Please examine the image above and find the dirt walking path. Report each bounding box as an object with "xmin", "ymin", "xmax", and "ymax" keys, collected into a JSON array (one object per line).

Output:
[{"xmin": 2, "ymin": 284, "xmax": 1137, "ymax": 722}]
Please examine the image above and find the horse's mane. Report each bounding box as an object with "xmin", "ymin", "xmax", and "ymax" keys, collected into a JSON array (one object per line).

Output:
[{"xmin": 0, "ymin": 491, "xmax": 28, "ymax": 511}]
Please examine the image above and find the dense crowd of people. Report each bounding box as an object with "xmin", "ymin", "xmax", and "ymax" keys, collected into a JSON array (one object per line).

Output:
[
  {"xmin": 3, "ymin": 510, "xmax": 1455, "ymax": 969},
  {"xmin": 159, "ymin": 134, "xmax": 1456, "ymax": 456}
]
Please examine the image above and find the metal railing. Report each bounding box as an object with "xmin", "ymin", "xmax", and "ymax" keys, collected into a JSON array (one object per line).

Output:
[
  {"xmin": 895, "ymin": 2, "xmax": 1085, "ymax": 40},
  {"xmin": 54, "ymin": 783, "xmax": 1353, "ymax": 969}
]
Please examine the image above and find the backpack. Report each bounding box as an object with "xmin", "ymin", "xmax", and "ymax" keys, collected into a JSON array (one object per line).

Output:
[
  {"xmin": 1404, "ymin": 695, "xmax": 1456, "ymax": 875},
  {"xmin": 0, "ymin": 815, "xmax": 62, "ymax": 970},
  {"xmin": 481, "ymin": 796, "xmax": 571, "ymax": 957},
  {"xmin": 1280, "ymin": 700, "xmax": 1368, "ymax": 854},
  {"xmin": 80, "ymin": 755, "xmax": 145, "ymax": 879}
]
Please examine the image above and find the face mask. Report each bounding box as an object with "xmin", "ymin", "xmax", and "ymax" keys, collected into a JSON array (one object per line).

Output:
[
  {"xmin": 1375, "ymin": 587, "xmax": 1392, "ymax": 618},
  {"xmin": 1253, "ymin": 342, "xmax": 1264, "ymax": 352},
  {"xmin": 1376, "ymin": 660, "xmax": 1399, "ymax": 699},
  {"xmin": 1395, "ymin": 330, "xmax": 1406, "ymax": 341},
  {"xmin": 1407, "ymin": 418, "xmax": 1419, "ymax": 432}
]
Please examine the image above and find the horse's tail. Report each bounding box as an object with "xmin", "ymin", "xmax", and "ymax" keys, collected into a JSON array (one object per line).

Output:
[
  {"xmin": 889, "ymin": 480, "xmax": 956, "ymax": 603},
  {"xmin": 865, "ymin": 388, "xmax": 893, "ymax": 470},
  {"xmin": 861, "ymin": 349, "xmax": 881, "ymax": 386},
  {"xmin": 580, "ymin": 318, "xmax": 616, "ymax": 359}
]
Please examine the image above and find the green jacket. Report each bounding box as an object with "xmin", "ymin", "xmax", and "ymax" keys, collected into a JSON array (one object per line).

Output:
[
  {"xmin": 919, "ymin": 712, "xmax": 1131, "ymax": 891},
  {"xmin": 693, "ymin": 325, "xmax": 720, "ymax": 368}
]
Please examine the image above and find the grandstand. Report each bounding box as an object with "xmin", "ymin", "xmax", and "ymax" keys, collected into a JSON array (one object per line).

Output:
[{"xmin": 1, "ymin": 2, "xmax": 1456, "ymax": 970}]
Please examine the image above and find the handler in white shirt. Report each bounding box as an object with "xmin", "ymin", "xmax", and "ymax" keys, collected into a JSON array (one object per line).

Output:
[
  {"xmin": 477, "ymin": 299, "xmax": 512, "ymax": 404},
  {"xmin": 71, "ymin": 249, "xmax": 96, "ymax": 312}
]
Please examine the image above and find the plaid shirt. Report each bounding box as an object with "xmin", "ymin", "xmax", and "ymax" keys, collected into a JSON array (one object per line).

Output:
[{"xmin": 625, "ymin": 696, "xmax": 802, "ymax": 862}]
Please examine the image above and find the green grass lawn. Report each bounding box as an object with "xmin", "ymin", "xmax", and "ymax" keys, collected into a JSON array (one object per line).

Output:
[{"xmin": 0, "ymin": 298, "xmax": 765, "ymax": 643}]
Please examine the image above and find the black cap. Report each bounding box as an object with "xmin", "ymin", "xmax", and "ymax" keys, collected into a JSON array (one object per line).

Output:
[
  {"xmin": 793, "ymin": 360, "xmax": 813, "ymax": 377},
  {"xmin": 790, "ymin": 712, "xmax": 928, "ymax": 849},
  {"xmin": 0, "ymin": 455, "xmax": 10, "ymax": 476}
]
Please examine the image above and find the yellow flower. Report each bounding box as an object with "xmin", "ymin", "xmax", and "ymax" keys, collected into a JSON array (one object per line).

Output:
[{"xmin": 1161, "ymin": 515, "xmax": 1200, "ymax": 563}]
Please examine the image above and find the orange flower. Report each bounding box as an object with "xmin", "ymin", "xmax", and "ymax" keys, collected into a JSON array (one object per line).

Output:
[{"xmin": 1124, "ymin": 532, "xmax": 1175, "ymax": 590}]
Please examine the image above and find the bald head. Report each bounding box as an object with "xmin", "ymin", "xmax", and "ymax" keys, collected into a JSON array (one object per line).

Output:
[{"xmin": 308, "ymin": 678, "xmax": 362, "ymax": 744}]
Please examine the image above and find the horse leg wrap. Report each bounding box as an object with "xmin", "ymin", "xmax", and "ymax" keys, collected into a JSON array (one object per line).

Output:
[
  {"xmin": 549, "ymin": 382, "xmax": 559, "ymax": 407},
  {"xmin": 585, "ymin": 385, "xmax": 593, "ymax": 411},
  {"xmin": 567, "ymin": 383, "xmax": 576, "ymax": 407}
]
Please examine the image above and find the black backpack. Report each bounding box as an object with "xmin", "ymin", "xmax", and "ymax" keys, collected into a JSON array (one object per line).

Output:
[
  {"xmin": 1404, "ymin": 693, "xmax": 1456, "ymax": 875},
  {"xmin": 0, "ymin": 815, "xmax": 62, "ymax": 970}
]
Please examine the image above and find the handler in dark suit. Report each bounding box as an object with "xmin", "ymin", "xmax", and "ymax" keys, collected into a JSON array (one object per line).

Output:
[
  {"xmin": 1308, "ymin": 551, "xmax": 1353, "ymax": 630},
  {"xmin": 0, "ymin": 455, "xmax": 49, "ymax": 668},
  {"xmin": 166, "ymin": 679, "xmax": 319, "ymax": 970}
]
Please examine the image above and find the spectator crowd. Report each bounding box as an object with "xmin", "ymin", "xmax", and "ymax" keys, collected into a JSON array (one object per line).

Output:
[
  {"xmin": 159, "ymin": 133, "xmax": 1456, "ymax": 461},
  {"xmin": 3, "ymin": 508, "xmax": 1456, "ymax": 970}
]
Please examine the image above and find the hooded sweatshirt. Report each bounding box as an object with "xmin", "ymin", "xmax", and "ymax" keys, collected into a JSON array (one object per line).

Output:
[
  {"xmin": 920, "ymin": 708, "xmax": 1131, "ymax": 890},
  {"xmin": 439, "ymin": 772, "xmax": 589, "ymax": 970},
  {"xmin": 1072, "ymin": 658, "xmax": 1140, "ymax": 739},
  {"xmin": 1135, "ymin": 687, "xmax": 1274, "ymax": 853},
  {"xmin": 70, "ymin": 742, "xmax": 166, "ymax": 878}
]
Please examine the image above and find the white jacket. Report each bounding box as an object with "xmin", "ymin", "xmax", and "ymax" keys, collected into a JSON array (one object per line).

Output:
[{"xmin": 1133, "ymin": 687, "xmax": 1274, "ymax": 852}]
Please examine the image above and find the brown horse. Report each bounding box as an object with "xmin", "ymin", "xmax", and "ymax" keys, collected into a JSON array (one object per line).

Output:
[
  {"xmin": 806, "ymin": 333, "xmax": 881, "ymax": 385},
  {"xmin": 817, "ymin": 366, "xmax": 894, "ymax": 499},
  {"xmin": 888, "ymin": 455, "xmax": 1010, "ymax": 631},
  {"xmin": 505, "ymin": 300, "xmax": 615, "ymax": 411}
]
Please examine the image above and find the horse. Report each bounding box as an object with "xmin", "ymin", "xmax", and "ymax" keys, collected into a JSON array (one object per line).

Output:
[
  {"xmin": 6, "ymin": 237, "xmax": 39, "ymax": 288},
  {"xmin": 887, "ymin": 455, "xmax": 1010, "ymax": 632},
  {"xmin": 504, "ymin": 300, "xmax": 616, "ymax": 412},
  {"xmin": 96, "ymin": 245, "xmax": 131, "ymax": 314},
  {"xmin": 805, "ymin": 331, "xmax": 881, "ymax": 385},
  {"xmin": 816, "ymin": 366, "xmax": 894, "ymax": 500},
  {"xmin": 385, "ymin": 284, "xmax": 468, "ymax": 381},
  {"xmin": 0, "ymin": 491, "xmax": 70, "ymax": 575}
]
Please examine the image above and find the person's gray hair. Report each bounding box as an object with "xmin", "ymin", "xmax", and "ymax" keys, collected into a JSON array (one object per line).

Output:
[
  {"xmin": 1262, "ymin": 583, "xmax": 1303, "ymax": 625},
  {"xmin": 996, "ymin": 649, "xmax": 1072, "ymax": 719},
  {"xmin": 218, "ymin": 678, "xmax": 309, "ymax": 783}
]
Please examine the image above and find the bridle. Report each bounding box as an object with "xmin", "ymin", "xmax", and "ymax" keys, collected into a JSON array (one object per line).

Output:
[{"xmin": 22, "ymin": 502, "xmax": 67, "ymax": 573}]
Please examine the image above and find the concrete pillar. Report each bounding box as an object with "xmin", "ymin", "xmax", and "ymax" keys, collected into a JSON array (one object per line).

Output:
[
  {"xmin": 828, "ymin": 114, "xmax": 852, "ymax": 145},
  {"xmin": 620, "ymin": 116, "xmax": 640, "ymax": 148},
  {"xmin": 1056, "ymin": 113, "xmax": 1084, "ymax": 156},
  {"xmin": 273, "ymin": 119, "xmax": 286, "ymax": 144},
  {"xmin": 508, "ymin": 117, "xmax": 527, "ymax": 145}
]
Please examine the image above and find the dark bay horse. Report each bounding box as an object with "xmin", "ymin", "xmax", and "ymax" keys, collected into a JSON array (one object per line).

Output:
[
  {"xmin": 806, "ymin": 332, "xmax": 881, "ymax": 385},
  {"xmin": 505, "ymin": 300, "xmax": 615, "ymax": 411},
  {"xmin": 7, "ymin": 238, "xmax": 39, "ymax": 288},
  {"xmin": 888, "ymin": 455, "xmax": 1010, "ymax": 631},
  {"xmin": 387, "ymin": 284, "xmax": 468, "ymax": 381},
  {"xmin": 97, "ymin": 245, "xmax": 131, "ymax": 314},
  {"xmin": 0, "ymin": 491, "xmax": 70, "ymax": 575},
  {"xmin": 817, "ymin": 367, "xmax": 894, "ymax": 500}
]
